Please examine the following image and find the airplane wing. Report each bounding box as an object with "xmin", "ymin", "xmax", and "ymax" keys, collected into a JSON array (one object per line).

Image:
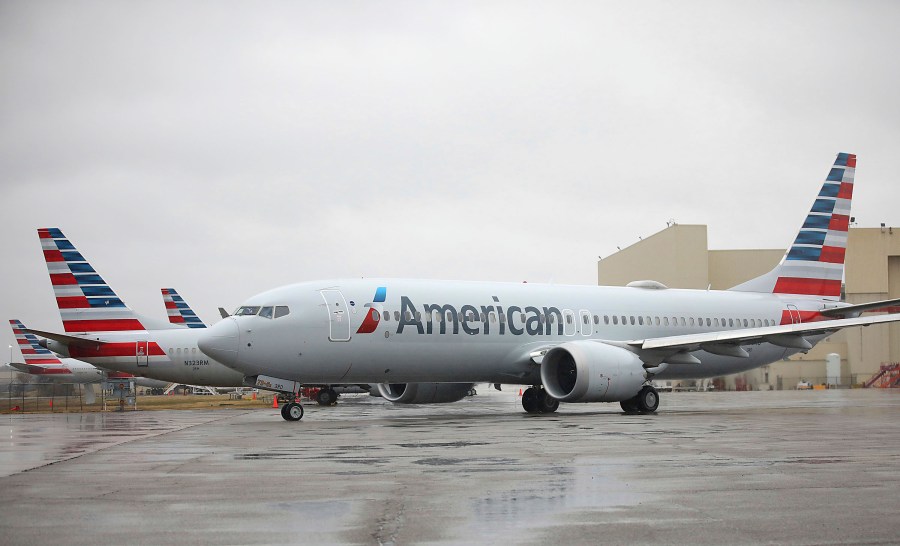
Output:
[
  {"xmin": 819, "ymin": 297, "xmax": 900, "ymax": 318},
  {"xmin": 23, "ymin": 328, "xmax": 107, "ymax": 348},
  {"xmin": 626, "ymin": 313, "xmax": 900, "ymax": 366}
]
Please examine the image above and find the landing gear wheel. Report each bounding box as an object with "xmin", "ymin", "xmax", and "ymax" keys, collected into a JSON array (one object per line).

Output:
[
  {"xmin": 539, "ymin": 390, "xmax": 559, "ymax": 413},
  {"xmin": 522, "ymin": 387, "xmax": 542, "ymax": 413},
  {"xmin": 620, "ymin": 397, "xmax": 640, "ymax": 414},
  {"xmin": 316, "ymin": 388, "xmax": 337, "ymax": 406},
  {"xmin": 636, "ymin": 386, "xmax": 659, "ymax": 413},
  {"xmin": 281, "ymin": 402, "xmax": 304, "ymax": 421}
]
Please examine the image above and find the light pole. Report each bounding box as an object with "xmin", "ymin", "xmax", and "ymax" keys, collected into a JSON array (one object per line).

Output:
[{"xmin": 8, "ymin": 345, "xmax": 11, "ymax": 366}]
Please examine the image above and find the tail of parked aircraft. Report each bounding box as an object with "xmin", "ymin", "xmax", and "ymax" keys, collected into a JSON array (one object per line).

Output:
[
  {"xmin": 730, "ymin": 152, "xmax": 855, "ymax": 301},
  {"xmin": 9, "ymin": 319, "xmax": 63, "ymax": 368},
  {"xmin": 161, "ymin": 288, "xmax": 207, "ymax": 328},
  {"xmin": 38, "ymin": 228, "xmax": 171, "ymax": 333}
]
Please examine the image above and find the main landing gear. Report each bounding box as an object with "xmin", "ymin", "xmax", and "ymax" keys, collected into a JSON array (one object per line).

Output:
[
  {"xmin": 280, "ymin": 399, "xmax": 304, "ymax": 421},
  {"xmin": 522, "ymin": 387, "xmax": 559, "ymax": 414},
  {"xmin": 316, "ymin": 388, "xmax": 338, "ymax": 406},
  {"xmin": 620, "ymin": 385, "xmax": 659, "ymax": 414}
]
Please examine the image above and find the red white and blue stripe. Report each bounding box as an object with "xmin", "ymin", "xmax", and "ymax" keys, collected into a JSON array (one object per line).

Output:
[
  {"xmin": 9, "ymin": 319, "xmax": 70, "ymax": 373},
  {"xmin": 162, "ymin": 288, "xmax": 206, "ymax": 328},
  {"xmin": 772, "ymin": 153, "xmax": 855, "ymax": 299},
  {"xmin": 38, "ymin": 228, "xmax": 146, "ymax": 333}
]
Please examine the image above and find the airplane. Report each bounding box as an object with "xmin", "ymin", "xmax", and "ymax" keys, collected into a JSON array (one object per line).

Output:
[
  {"xmin": 28, "ymin": 237, "xmax": 376, "ymax": 404},
  {"xmin": 197, "ymin": 152, "xmax": 900, "ymax": 421},
  {"xmin": 27, "ymin": 232, "xmax": 246, "ymax": 388},
  {"xmin": 8, "ymin": 319, "xmax": 168, "ymax": 402}
]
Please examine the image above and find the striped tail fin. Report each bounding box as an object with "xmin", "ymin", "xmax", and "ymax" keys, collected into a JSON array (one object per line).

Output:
[
  {"xmin": 10, "ymin": 319, "xmax": 63, "ymax": 366},
  {"xmin": 38, "ymin": 228, "xmax": 148, "ymax": 333},
  {"xmin": 161, "ymin": 288, "xmax": 207, "ymax": 328},
  {"xmin": 730, "ymin": 152, "xmax": 855, "ymax": 300}
]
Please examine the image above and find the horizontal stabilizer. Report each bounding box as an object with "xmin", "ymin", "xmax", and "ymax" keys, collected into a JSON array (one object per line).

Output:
[
  {"xmin": 820, "ymin": 297, "xmax": 900, "ymax": 318},
  {"xmin": 24, "ymin": 328, "xmax": 107, "ymax": 348}
]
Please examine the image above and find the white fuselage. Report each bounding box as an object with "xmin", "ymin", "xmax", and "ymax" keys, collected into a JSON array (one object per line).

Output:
[
  {"xmin": 199, "ymin": 279, "xmax": 832, "ymax": 385},
  {"xmin": 62, "ymin": 327, "xmax": 245, "ymax": 387}
]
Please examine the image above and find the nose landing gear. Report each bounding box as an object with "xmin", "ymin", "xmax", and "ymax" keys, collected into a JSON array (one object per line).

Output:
[{"xmin": 280, "ymin": 401, "xmax": 304, "ymax": 421}]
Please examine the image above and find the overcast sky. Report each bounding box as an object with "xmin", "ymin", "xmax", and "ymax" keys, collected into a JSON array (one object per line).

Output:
[{"xmin": 1, "ymin": 1, "xmax": 898, "ymax": 359}]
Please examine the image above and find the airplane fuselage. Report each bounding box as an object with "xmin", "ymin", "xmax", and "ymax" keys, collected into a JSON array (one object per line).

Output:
[
  {"xmin": 201, "ymin": 278, "xmax": 835, "ymax": 385},
  {"xmin": 58, "ymin": 327, "xmax": 245, "ymax": 387}
]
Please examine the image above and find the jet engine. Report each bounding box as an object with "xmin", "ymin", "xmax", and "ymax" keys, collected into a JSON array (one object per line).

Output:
[
  {"xmin": 377, "ymin": 382, "xmax": 475, "ymax": 404},
  {"xmin": 540, "ymin": 340, "xmax": 646, "ymax": 402},
  {"xmin": 38, "ymin": 338, "xmax": 70, "ymax": 358}
]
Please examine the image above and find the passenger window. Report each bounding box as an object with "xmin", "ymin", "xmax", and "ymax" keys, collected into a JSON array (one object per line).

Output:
[
  {"xmin": 664, "ymin": 317, "xmax": 669, "ymax": 326},
  {"xmin": 259, "ymin": 306, "xmax": 274, "ymax": 319},
  {"xmin": 714, "ymin": 318, "xmax": 719, "ymax": 327},
  {"xmin": 192, "ymin": 348, "xmax": 196, "ymax": 355},
  {"xmin": 167, "ymin": 348, "xmax": 173, "ymax": 356},
  {"xmin": 630, "ymin": 316, "xmax": 635, "ymax": 325},
  {"xmin": 604, "ymin": 315, "xmax": 610, "ymax": 325},
  {"xmin": 394, "ymin": 311, "xmax": 400, "ymax": 321},
  {"xmin": 405, "ymin": 311, "xmax": 412, "ymax": 321},
  {"xmin": 274, "ymin": 306, "xmax": 290, "ymax": 318},
  {"xmin": 706, "ymin": 318, "xmax": 711, "ymax": 327},
  {"xmin": 499, "ymin": 313, "xmax": 506, "ymax": 323},
  {"xmin": 176, "ymin": 348, "xmax": 181, "ymax": 355},
  {"xmin": 490, "ymin": 312, "xmax": 496, "ymax": 323},
  {"xmin": 655, "ymin": 317, "xmax": 660, "ymax": 326},
  {"xmin": 638, "ymin": 316, "xmax": 644, "ymax": 325},
  {"xmin": 416, "ymin": 311, "xmax": 422, "ymax": 321},
  {"xmin": 690, "ymin": 317, "xmax": 695, "ymax": 326},
  {"xmin": 520, "ymin": 313, "xmax": 526, "ymax": 322},
  {"xmin": 743, "ymin": 319, "xmax": 748, "ymax": 327},
  {"xmin": 680, "ymin": 317, "xmax": 686, "ymax": 326},
  {"xmin": 383, "ymin": 311, "xmax": 389, "ymax": 321},
  {"xmin": 582, "ymin": 315, "xmax": 588, "ymax": 324},
  {"xmin": 593, "ymin": 315, "xmax": 599, "ymax": 324},
  {"xmin": 613, "ymin": 316, "xmax": 618, "ymax": 325},
  {"xmin": 728, "ymin": 319, "xmax": 733, "ymax": 327},
  {"xmin": 621, "ymin": 316, "xmax": 626, "ymax": 325}
]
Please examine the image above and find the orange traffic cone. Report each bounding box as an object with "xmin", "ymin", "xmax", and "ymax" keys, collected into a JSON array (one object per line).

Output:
[
  {"xmin": 252, "ymin": 392, "xmax": 257, "ymax": 401},
  {"xmin": 518, "ymin": 389, "xmax": 523, "ymax": 396},
  {"xmin": 272, "ymin": 396, "xmax": 279, "ymax": 409}
]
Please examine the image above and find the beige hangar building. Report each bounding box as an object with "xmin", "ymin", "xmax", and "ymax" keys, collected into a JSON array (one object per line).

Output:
[{"xmin": 597, "ymin": 225, "xmax": 900, "ymax": 390}]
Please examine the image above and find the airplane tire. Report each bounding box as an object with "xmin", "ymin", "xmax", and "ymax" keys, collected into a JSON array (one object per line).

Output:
[
  {"xmin": 620, "ymin": 397, "xmax": 640, "ymax": 414},
  {"xmin": 284, "ymin": 402, "xmax": 304, "ymax": 421},
  {"xmin": 521, "ymin": 387, "xmax": 541, "ymax": 413},
  {"xmin": 539, "ymin": 390, "xmax": 560, "ymax": 413},
  {"xmin": 316, "ymin": 389, "xmax": 335, "ymax": 406},
  {"xmin": 636, "ymin": 386, "xmax": 660, "ymax": 413},
  {"xmin": 280, "ymin": 403, "xmax": 291, "ymax": 420}
]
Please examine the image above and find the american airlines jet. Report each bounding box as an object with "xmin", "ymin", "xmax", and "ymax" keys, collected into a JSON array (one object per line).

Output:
[
  {"xmin": 28, "ymin": 232, "xmax": 245, "ymax": 387},
  {"xmin": 8, "ymin": 319, "xmax": 168, "ymax": 403},
  {"xmin": 198, "ymin": 153, "xmax": 900, "ymax": 421}
]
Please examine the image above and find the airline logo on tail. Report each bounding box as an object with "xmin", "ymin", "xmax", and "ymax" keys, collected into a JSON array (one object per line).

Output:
[
  {"xmin": 773, "ymin": 153, "xmax": 855, "ymax": 299},
  {"xmin": 39, "ymin": 228, "xmax": 146, "ymax": 333},
  {"xmin": 9, "ymin": 319, "xmax": 68, "ymax": 373},
  {"xmin": 162, "ymin": 288, "xmax": 206, "ymax": 328}
]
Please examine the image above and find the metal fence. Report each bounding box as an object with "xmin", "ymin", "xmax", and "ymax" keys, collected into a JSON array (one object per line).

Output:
[{"xmin": 1, "ymin": 382, "xmax": 133, "ymax": 413}]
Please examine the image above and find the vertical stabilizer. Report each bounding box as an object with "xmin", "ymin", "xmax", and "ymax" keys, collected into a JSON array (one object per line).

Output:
[
  {"xmin": 10, "ymin": 319, "xmax": 63, "ymax": 366},
  {"xmin": 161, "ymin": 288, "xmax": 207, "ymax": 328},
  {"xmin": 730, "ymin": 153, "xmax": 855, "ymax": 300},
  {"xmin": 38, "ymin": 228, "xmax": 156, "ymax": 332}
]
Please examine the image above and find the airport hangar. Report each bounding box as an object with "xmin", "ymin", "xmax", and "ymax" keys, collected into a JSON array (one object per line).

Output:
[{"xmin": 598, "ymin": 224, "xmax": 900, "ymax": 390}]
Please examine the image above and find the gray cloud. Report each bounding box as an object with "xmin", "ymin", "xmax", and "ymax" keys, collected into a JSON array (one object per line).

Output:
[{"xmin": 2, "ymin": 1, "xmax": 899, "ymax": 354}]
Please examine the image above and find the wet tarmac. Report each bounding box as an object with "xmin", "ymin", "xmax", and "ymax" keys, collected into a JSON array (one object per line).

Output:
[{"xmin": 1, "ymin": 389, "xmax": 899, "ymax": 545}]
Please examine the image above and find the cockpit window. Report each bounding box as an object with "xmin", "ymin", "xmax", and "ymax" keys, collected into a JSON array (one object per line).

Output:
[
  {"xmin": 274, "ymin": 306, "xmax": 290, "ymax": 318},
  {"xmin": 235, "ymin": 306, "xmax": 261, "ymax": 316},
  {"xmin": 259, "ymin": 306, "xmax": 274, "ymax": 319}
]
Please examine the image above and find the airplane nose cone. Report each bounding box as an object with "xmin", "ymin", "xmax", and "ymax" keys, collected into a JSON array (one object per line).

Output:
[{"xmin": 198, "ymin": 318, "xmax": 240, "ymax": 368}]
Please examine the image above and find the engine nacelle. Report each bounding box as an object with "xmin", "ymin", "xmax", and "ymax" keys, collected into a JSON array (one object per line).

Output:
[
  {"xmin": 377, "ymin": 383, "xmax": 475, "ymax": 404},
  {"xmin": 38, "ymin": 338, "xmax": 70, "ymax": 358},
  {"xmin": 541, "ymin": 341, "xmax": 646, "ymax": 402}
]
